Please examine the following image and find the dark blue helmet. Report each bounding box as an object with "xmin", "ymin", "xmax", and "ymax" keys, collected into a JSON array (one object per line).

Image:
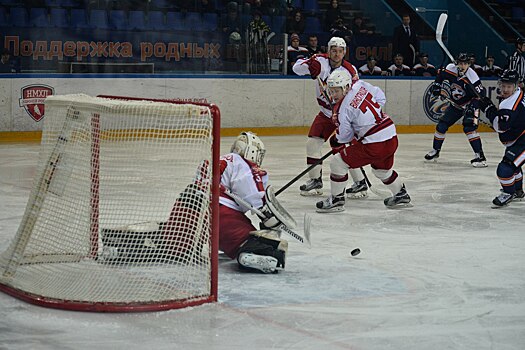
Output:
[
  {"xmin": 456, "ymin": 53, "xmax": 470, "ymax": 63},
  {"xmin": 499, "ymin": 69, "xmax": 519, "ymax": 84}
]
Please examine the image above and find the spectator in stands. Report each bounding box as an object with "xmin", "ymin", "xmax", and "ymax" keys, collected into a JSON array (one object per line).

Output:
[
  {"xmin": 196, "ymin": 0, "xmax": 216, "ymax": 13},
  {"xmin": 249, "ymin": 0, "xmax": 270, "ymax": 16},
  {"xmin": 482, "ymin": 55, "xmax": 502, "ymax": 77},
  {"xmin": 221, "ymin": 2, "xmax": 242, "ymax": 38},
  {"xmin": 324, "ymin": 0, "xmax": 344, "ymax": 32},
  {"xmin": 329, "ymin": 18, "xmax": 352, "ymax": 45},
  {"xmin": 392, "ymin": 14, "xmax": 419, "ymax": 67},
  {"xmin": 412, "ymin": 52, "xmax": 437, "ymax": 76},
  {"xmin": 0, "ymin": 49, "xmax": 16, "ymax": 74},
  {"xmin": 286, "ymin": 9, "xmax": 305, "ymax": 35},
  {"xmin": 287, "ymin": 33, "xmax": 309, "ymax": 75},
  {"xmin": 351, "ymin": 16, "xmax": 373, "ymax": 37},
  {"xmin": 387, "ymin": 53, "xmax": 411, "ymax": 76},
  {"xmin": 469, "ymin": 53, "xmax": 484, "ymax": 76},
  {"xmin": 505, "ymin": 37, "xmax": 525, "ymax": 88},
  {"xmin": 306, "ymin": 35, "xmax": 323, "ymax": 56},
  {"xmin": 358, "ymin": 55, "xmax": 383, "ymax": 76}
]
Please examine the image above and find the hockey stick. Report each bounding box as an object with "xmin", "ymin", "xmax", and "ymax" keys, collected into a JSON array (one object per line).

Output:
[
  {"xmin": 436, "ymin": 13, "xmax": 483, "ymax": 100},
  {"xmin": 275, "ymin": 149, "xmax": 333, "ymax": 197},
  {"xmin": 223, "ymin": 187, "xmax": 311, "ymax": 246}
]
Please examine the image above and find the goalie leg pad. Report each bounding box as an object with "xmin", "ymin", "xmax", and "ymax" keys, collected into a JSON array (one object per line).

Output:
[{"xmin": 237, "ymin": 230, "xmax": 287, "ymax": 273}]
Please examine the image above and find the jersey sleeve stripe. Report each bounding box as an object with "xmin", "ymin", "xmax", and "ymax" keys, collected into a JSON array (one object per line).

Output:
[{"xmin": 512, "ymin": 90, "xmax": 524, "ymax": 111}]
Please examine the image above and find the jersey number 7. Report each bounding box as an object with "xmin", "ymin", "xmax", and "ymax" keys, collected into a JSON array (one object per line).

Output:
[{"xmin": 358, "ymin": 93, "xmax": 383, "ymax": 123}]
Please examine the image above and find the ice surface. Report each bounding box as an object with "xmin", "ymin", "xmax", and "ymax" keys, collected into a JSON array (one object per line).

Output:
[{"xmin": 1, "ymin": 133, "xmax": 524, "ymax": 350}]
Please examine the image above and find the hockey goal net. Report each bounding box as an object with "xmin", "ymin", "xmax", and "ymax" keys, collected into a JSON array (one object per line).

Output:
[{"xmin": 0, "ymin": 94, "xmax": 220, "ymax": 312}]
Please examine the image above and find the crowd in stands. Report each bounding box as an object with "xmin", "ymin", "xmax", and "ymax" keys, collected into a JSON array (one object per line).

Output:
[{"xmin": 0, "ymin": 1, "xmax": 515, "ymax": 76}]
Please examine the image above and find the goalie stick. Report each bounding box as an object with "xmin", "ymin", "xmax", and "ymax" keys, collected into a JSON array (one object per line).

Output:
[{"xmin": 223, "ymin": 186, "xmax": 311, "ymax": 246}]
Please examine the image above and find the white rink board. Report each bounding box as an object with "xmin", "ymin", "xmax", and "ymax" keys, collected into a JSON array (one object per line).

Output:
[{"xmin": 0, "ymin": 77, "xmax": 499, "ymax": 132}]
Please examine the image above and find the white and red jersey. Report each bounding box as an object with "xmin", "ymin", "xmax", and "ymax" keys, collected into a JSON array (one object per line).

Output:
[
  {"xmin": 219, "ymin": 152, "xmax": 268, "ymax": 212},
  {"xmin": 333, "ymin": 80, "xmax": 395, "ymax": 144},
  {"xmin": 293, "ymin": 54, "xmax": 359, "ymax": 118}
]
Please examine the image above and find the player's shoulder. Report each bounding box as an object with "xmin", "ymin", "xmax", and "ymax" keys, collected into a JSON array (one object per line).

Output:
[
  {"xmin": 341, "ymin": 60, "xmax": 358, "ymax": 74},
  {"xmin": 500, "ymin": 89, "xmax": 524, "ymax": 111},
  {"xmin": 444, "ymin": 63, "xmax": 457, "ymax": 74},
  {"xmin": 465, "ymin": 68, "xmax": 481, "ymax": 83},
  {"xmin": 412, "ymin": 63, "xmax": 423, "ymax": 69}
]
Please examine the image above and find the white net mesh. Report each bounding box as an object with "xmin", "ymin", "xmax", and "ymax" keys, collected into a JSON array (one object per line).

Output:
[{"xmin": 0, "ymin": 94, "xmax": 218, "ymax": 311}]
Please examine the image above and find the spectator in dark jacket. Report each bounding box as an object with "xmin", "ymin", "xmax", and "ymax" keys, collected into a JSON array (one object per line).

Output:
[
  {"xmin": 392, "ymin": 14, "xmax": 419, "ymax": 67},
  {"xmin": 324, "ymin": 0, "xmax": 344, "ymax": 31},
  {"xmin": 287, "ymin": 9, "xmax": 305, "ymax": 35}
]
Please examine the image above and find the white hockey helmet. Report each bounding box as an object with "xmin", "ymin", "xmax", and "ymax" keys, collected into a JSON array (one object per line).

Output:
[
  {"xmin": 231, "ymin": 131, "xmax": 266, "ymax": 166},
  {"xmin": 327, "ymin": 69, "xmax": 353, "ymax": 94},
  {"xmin": 327, "ymin": 36, "xmax": 347, "ymax": 53}
]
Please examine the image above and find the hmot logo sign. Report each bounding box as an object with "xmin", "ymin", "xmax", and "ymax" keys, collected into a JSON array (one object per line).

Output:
[{"xmin": 19, "ymin": 85, "xmax": 54, "ymax": 122}]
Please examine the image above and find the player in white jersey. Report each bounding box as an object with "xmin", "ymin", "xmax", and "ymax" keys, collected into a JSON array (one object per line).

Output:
[
  {"xmin": 292, "ymin": 37, "xmax": 367, "ymax": 198},
  {"xmin": 219, "ymin": 132, "xmax": 289, "ymax": 273},
  {"xmin": 315, "ymin": 69, "xmax": 411, "ymax": 212}
]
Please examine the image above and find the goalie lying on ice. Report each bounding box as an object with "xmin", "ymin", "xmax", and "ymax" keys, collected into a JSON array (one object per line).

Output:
[{"xmin": 219, "ymin": 131, "xmax": 293, "ymax": 274}]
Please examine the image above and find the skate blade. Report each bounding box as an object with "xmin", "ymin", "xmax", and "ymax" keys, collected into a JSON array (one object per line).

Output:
[
  {"xmin": 424, "ymin": 158, "xmax": 439, "ymax": 163},
  {"xmin": 347, "ymin": 191, "xmax": 368, "ymax": 199},
  {"xmin": 385, "ymin": 202, "xmax": 413, "ymax": 209},
  {"xmin": 316, "ymin": 206, "xmax": 345, "ymax": 213},
  {"xmin": 300, "ymin": 189, "xmax": 323, "ymax": 197},
  {"xmin": 471, "ymin": 162, "xmax": 488, "ymax": 168}
]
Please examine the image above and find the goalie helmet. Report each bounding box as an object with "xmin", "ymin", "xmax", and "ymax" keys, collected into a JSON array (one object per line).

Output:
[
  {"xmin": 231, "ymin": 131, "xmax": 266, "ymax": 166},
  {"xmin": 327, "ymin": 36, "xmax": 346, "ymax": 53},
  {"xmin": 327, "ymin": 69, "xmax": 353, "ymax": 94}
]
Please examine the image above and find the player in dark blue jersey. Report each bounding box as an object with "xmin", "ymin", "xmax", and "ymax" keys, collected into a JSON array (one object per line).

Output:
[
  {"xmin": 479, "ymin": 69, "xmax": 525, "ymax": 207},
  {"xmin": 425, "ymin": 53, "xmax": 488, "ymax": 167}
]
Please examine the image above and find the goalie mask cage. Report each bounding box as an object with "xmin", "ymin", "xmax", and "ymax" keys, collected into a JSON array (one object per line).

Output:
[{"xmin": 0, "ymin": 94, "xmax": 220, "ymax": 312}]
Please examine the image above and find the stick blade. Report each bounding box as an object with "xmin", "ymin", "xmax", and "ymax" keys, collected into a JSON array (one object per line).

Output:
[
  {"xmin": 436, "ymin": 13, "xmax": 448, "ymax": 39},
  {"xmin": 303, "ymin": 213, "xmax": 312, "ymax": 248}
]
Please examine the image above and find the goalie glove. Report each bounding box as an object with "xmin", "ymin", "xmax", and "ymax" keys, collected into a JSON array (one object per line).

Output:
[{"xmin": 306, "ymin": 55, "xmax": 321, "ymax": 79}]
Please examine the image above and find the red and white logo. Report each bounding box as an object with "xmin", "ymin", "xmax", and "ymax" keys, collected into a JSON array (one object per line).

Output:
[{"xmin": 19, "ymin": 85, "xmax": 54, "ymax": 122}]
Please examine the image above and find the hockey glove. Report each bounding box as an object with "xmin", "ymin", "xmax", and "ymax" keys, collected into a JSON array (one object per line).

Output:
[
  {"xmin": 306, "ymin": 56, "xmax": 321, "ymax": 79},
  {"xmin": 429, "ymin": 82, "xmax": 442, "ymax": 97},
  {"xmin": 329, "ymin": 134, "xmax": 345, "ymax": 154},
  {"xmin": 463, "ymin": 104, "xmax": 479, "ymax": 127},
  {"xmin": 478, "ymin": 96, "xmax": 495, "ymax": 113}
]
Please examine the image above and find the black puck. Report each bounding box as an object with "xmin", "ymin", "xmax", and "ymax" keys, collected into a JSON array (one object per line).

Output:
[{"xmin": 350, "ymin": 248, "xmax": 361, "ymax": 256}]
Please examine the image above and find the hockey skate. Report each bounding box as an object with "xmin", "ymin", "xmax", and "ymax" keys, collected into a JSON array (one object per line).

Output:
[
  {"xmin": 300, "ymin": 177, "xmax": 323, "ymax": 196},
  {"xmin": 470, "ymin": 151, "xmax": 487, "ymax": 168},
  {"xmin": 514, "ymin": 189, "xmax": 525, "ymax": 201},
  {"xmin": 316, "ymin": 192, "xmax": 345, "ymax": 213},
  {"xmin": 424, "ymin": 149, "xmax": 440, "ymax": 161},
  {"xmin": 346, "ymin": 179, "xmax": 368, "ymax": 198},
  {"xmin": 384, "ymin": 184, "xmax": 412, "ymax": 208},
  {"xmin": 238, "ymin": 253, "xmax": 278, "ymax": 274},
  {"xmin": 492, "ymin": 192, "xmax": 514, "ymax": 208}
]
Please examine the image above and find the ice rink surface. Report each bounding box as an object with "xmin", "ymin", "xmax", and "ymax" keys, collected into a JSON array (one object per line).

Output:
[{"xmin": 1, "ymin": 133, "xmax": 524, "ymax": 350}]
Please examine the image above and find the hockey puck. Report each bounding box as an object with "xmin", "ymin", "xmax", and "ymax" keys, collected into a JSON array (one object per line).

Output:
[{"xmin": 350, "ymin": 248, "xmax": 361, "ymax": 257}]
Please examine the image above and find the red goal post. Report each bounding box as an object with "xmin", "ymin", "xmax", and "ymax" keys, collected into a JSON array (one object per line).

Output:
[{"xmin": 0, "ymin": 94, "xmax": 220, "ymax": 312}]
